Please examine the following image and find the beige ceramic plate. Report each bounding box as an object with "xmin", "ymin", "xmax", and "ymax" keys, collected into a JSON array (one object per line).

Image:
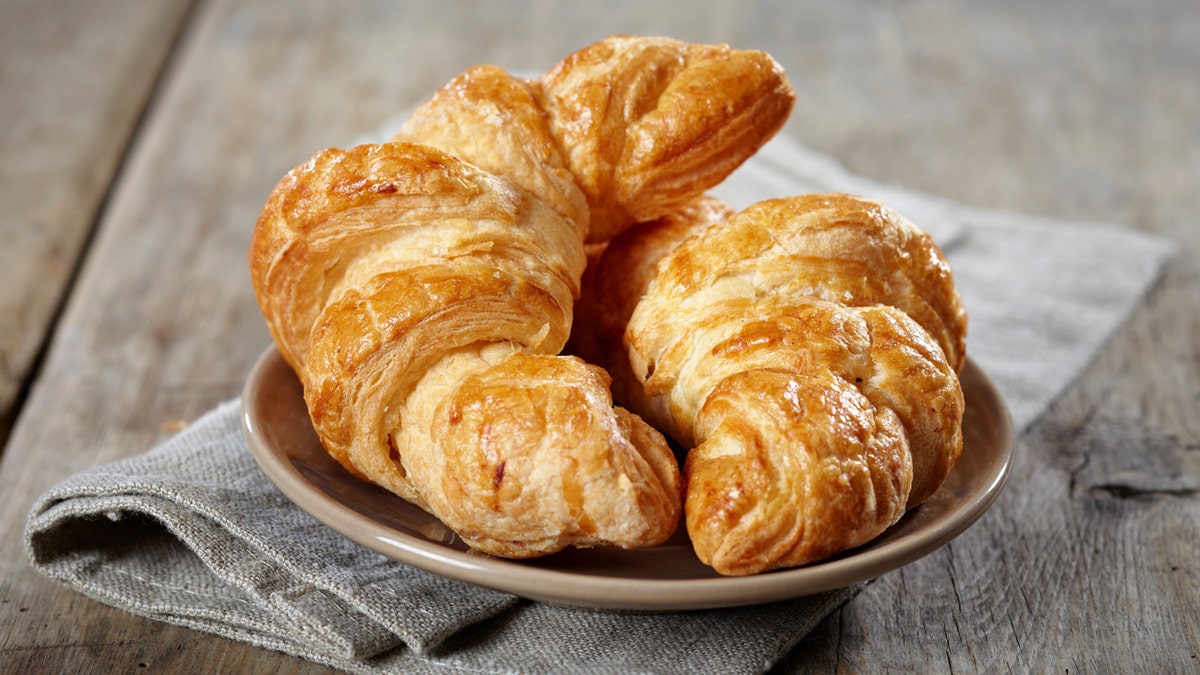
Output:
[{"xmin": 242, "ymin": 345, "xmax": 1013, "ymax": 611}]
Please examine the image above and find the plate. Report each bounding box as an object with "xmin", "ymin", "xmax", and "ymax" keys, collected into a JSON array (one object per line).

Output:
[{"xmin": 242, "ymin": 345, "xmax": 1013, "ymax": 611}]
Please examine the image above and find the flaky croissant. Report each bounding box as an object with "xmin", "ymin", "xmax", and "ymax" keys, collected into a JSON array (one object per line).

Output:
[
  {"xmin": 573, "ymin": 193, "xmax": 968, "ymax": 575},
  {"xmin": 248, "ymin": 36, "xmax": 795, "ymax": 558},
  {"xmin": 395, "ymin": 34, "xmax": 795, "ymax": 244}
]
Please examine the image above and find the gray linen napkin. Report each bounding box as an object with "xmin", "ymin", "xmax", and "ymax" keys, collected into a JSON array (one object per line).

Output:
[{"xmin": 25, "ymin": 136, "xmax": 1175, "ymax": 674}]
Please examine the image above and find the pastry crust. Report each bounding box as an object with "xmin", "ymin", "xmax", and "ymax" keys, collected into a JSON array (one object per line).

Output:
[
  {"xmin": 251, "ymin": 139, "xmax": 681, "ymax": 557},
  {"xmin": 578, "ymin": 193, "xmax": 968, "ymax": 574},
  {"xmin": 248, "ymin": 36, "xmax": 795, "ymax": 558},
  {"xmin": 569, "ymin": 194, "xmax": 736, "ymax": 418},
  {"xmin": 399, "ymin": 35, "xmax": 794, "ymax": 244}
]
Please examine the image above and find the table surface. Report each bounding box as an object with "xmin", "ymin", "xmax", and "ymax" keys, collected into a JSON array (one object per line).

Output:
[{"xmin": 2, "ymin": 0, "xmax": 1197, "ymax": 671}]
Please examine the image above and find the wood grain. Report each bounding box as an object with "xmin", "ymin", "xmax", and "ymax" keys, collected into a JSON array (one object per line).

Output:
[
  {"xmin": 2, "ymin": 0, "xmax": 1197, "ymax": 672},
  {"xmin": 0, "ymin": 0, "xmax": 194, "ymax": 444}
]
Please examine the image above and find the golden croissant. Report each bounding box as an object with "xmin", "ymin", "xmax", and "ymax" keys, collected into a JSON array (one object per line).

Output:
[
  {"xmin": 248, "ymin": 36, "xmax": 795, "ymax": 558},
  {"xmin": 572, "ymin": 192, "xmax": 968, "ymax": 575}
]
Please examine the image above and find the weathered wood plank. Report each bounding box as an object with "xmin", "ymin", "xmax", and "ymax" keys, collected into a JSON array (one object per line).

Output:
[
  {"xmin": 2, "ymin": 0, "xmax": 1197, "ymax": 672},
  {"xmin": 0, "ymin": 0, "xmax": 195, "ymax": 444}
]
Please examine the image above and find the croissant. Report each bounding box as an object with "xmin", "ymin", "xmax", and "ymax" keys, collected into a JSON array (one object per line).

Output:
[
  {"xmin": 248, "ymin": 36, "xmax": 795, "ymax": 558},
  {"xmin": 574, "ymin": 193, "xmax": 968, "ymax": 575},
  {"xmin": 395, "ymin": 34, "xmax": 795, "ymax": 244}
]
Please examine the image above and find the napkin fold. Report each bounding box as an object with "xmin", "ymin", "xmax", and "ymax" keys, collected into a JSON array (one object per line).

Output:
[
  {"xmin": 27, "ymin": 399, "xmax": 847, "ymax": 674},
  {"xmin": 25, "ymin": 136, "xmax": 1175, "ymax": 674}
]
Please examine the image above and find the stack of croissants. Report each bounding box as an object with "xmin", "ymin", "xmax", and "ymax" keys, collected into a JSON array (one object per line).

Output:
[{"xmin": 249, "ymin": 36, "xmax": 968, "ymax": 576}]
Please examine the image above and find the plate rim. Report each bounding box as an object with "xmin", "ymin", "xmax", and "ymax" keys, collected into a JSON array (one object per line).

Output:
[{"xmin": 242, "ymin": 344, "xmax": 1014, "ymax": 611}]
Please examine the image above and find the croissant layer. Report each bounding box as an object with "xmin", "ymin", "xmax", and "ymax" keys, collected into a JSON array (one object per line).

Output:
[
  {"xmin": 576, "ymin": 192, "xmax": 967, "ymax": 575},
  {"xmin": 398, "ymin": 35, "xmax": 794, "ymax": 244}
]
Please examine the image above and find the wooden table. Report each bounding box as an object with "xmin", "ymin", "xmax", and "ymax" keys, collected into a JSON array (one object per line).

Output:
[{"xmin": 2, "ymin": 1, "xmax": 1197, "ymax": 671}]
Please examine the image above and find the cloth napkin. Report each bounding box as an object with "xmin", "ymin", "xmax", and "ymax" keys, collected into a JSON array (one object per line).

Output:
[{"xmin": 25, "ymin": 135, "xmax": 1175, "ymax": 674}]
